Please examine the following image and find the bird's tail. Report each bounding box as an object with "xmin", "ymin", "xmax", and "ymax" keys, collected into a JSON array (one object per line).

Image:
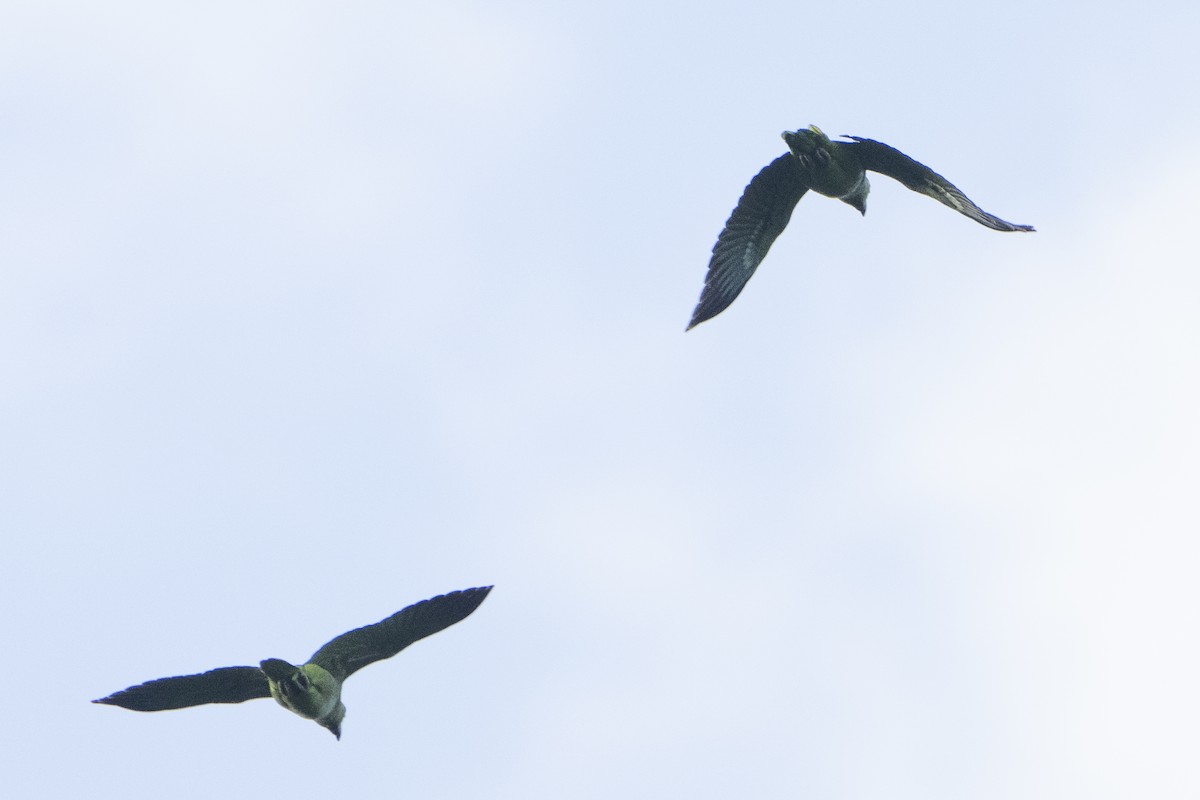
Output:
[{"xmin": 259, "ymin": 658, "xmax": 299, "ymax": 684}]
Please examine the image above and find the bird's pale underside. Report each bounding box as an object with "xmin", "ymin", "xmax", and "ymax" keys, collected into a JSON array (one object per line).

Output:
[
  {"xmin": 687, "ymin": 125, "xmax": 1035, "ymax": 329},
  {"xmin": 93, "ymin": 586, "xmax": 492, "ymax": 740}
]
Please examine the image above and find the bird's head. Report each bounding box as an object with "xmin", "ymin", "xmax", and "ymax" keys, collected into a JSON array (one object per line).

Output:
[
  {"xmin": 842, "ymin": 175, "xmax": 869, "ymax": 215},
  {"xmin": 319, "ymin": 702, "xmax": 346, "ymax": 740}
]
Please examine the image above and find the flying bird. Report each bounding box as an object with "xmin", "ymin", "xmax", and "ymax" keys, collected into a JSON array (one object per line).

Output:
[
  {"xmin": 93, "ymin": 586, "xmax": 492, "ymax": 740},
  {"xmin": 687, "ymin": 125, "xmax": 1035, "ymax": 329}
]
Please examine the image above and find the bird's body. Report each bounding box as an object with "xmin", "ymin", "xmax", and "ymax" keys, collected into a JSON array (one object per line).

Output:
[
  {"xmin": 94, "ymin": 586, "xmax": 492, "ymax": 739},
  {"xmin": 781, "ymin": 127, "xmax": 868, "ymax": 206},
  {"xmin": 261, "ymin": 659, "xmax": 345, "ymax": 736},
  {"xmin": 687, "ymin": 125, "xmax": 1035, "ymax": 329}
]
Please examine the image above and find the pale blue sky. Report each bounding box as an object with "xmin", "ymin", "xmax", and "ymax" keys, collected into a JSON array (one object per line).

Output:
[{"xmin": 3, "ymin": 1, "xmax": 1199, "ymax": 798}]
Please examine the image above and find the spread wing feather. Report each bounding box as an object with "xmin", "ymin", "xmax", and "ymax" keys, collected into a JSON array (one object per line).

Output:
[
  {"xmin": 93, "ymin": 666, "xmax": 269, "ymax": 711},
  {"xmin": 847, "ymin": 137, "xmax": 1034, "ymax": 232},
  {"xmin": 310, "ymin": 586, "xmax": 493, "ymax": 681},
  {"xmin": 687, "ymin": 154, "xmax": 808, "ymax": 329}
]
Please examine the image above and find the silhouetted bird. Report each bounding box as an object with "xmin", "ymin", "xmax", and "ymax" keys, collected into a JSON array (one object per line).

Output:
[
  {"xmin": 94, "ymin": 586, "xmax": 492, "ymax": 739},
  {"xmin": 688, "ymin": 126, "xmax": 1035, "ymax": 329}
]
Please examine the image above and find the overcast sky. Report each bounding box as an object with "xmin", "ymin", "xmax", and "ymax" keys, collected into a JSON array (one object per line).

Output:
[{"xmin": 4, "ymin": 1, "xmax": 1199, "ymax": 798}]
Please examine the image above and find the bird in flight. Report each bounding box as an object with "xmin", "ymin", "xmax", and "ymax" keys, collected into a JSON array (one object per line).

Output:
[
  {"xmin": 687, "ymin": 125, "xmax": 1035, "ymax": 329},
  {"xmin": 94, "ymin": 586, "xmax": 492, "ymax": 739}
]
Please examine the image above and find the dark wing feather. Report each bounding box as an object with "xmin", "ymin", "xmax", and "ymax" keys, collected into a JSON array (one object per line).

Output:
[
  {"xmin": 687, "ymin": 154, "xmax": 808, "ymax": 329},
  {"xmin": 847, "ymin": 137, "xmax": 1034, "ymax": 232},
  {"xmin": 93, "ymin": 666, "xmax": 269, "ymax": 711},
  {"xmin": 310, "ymin": 586, "xmax": 493, "ymax": 681}
]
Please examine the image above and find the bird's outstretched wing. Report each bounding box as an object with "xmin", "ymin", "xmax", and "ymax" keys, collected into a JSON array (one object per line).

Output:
[
  {"xmin": 93, "ymin": 666, "xmax": 270, "ymax": 711},
  {"xmin": 846, "ymin": 137, "xmax": 1034, "ymax": 232},
  {"xmin": 688, "ymin": 154, "xmax": 808, "ymax": 329},
  {"xmin": 310, "ymin": 586, "xmax": 493, "ymax": 681}
]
